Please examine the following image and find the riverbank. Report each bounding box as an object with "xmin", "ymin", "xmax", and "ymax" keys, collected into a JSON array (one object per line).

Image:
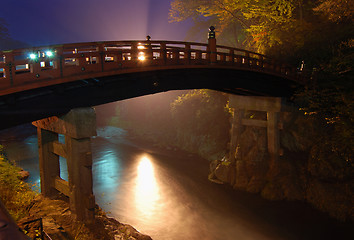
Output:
[
  {"xmin": 18, "ymin": 194, "xmax": 152, "ymax": 240},
  {"xmin": 0, "ymin": 144, "xmax": 152, "ymax": 240}
]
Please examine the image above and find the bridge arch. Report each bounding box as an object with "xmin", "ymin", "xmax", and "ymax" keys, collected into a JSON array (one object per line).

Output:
[{"xmin": 0, "ymin": 37, "xmax": 301, "ymax": 129}]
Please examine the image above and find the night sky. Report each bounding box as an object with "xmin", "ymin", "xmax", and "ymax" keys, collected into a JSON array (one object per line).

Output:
[{"xmin": 1, "ymin": 0, "xmax": 194, "ymax": 47}]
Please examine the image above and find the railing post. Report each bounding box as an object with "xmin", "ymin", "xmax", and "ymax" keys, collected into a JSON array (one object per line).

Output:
[
  {"xmin": 220, "ymin": 53, "xmax": 226, "ymax": 62},
  {"xmin": 98, "ymin": 44, "xmax": 105, "ymax": 71},
  {"xmin": 31, "ymin": 53, "xmax": 41, "ymax": 79},
  {"xmin": 196, "ymin": 50, "xmax": 202, "ymax": 60},
  {"xmin": 259, "ymin": 55, "xmax": 264, "ymax": 69},
  {"xmin": 184, "ymin": 43, "xmax": 191, "ymax": 65},
  {"xmin": 208, "ymin": 26, "xmax": 217, "ymax": 64},
  {"xmin": 145, "ymin": 37, "xmax": 153, "ymax": 62},
  {"xmin": 78, "ymin": 52, "xmax": 87, "ymax": 72},
  {"xmin": 229, "ymin": 49, "xmax": 234, "ymax": 63},
  {"xmin": 160, "ymin": 42, "xmax": 167, "ymax": 65},
  {"xmin": 131, "ymin": 42, "xmax": 138, "ymax": 62},
  {"xmin": 3, "ymin": 52, "xmax": 14, "ymax": 86},
  {"xmin": 53, "ymin": 46, "xmax": 64, "ymax": 78},
  {"xmin": 244, "ymin": 52, "xmax": 250, "ymax": 66},
  {"xmin": 172, "ymin": 48, "xmax": 180, "ymax": 63}
]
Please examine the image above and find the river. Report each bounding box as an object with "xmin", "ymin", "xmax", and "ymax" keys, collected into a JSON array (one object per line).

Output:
[{"xmin": 0, "ymin": 124, "xmax": 353, "ymax": 240}]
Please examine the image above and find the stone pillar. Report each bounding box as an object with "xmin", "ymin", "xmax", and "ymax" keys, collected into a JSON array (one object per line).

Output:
[
  {"xmin": 228, "ymin": 95, "xmax": 282, "ymax": 165},
  {"xmin": 267, "ymin": 111, "xmax": 280, "ymax": 163},
  {"xmin": 228, "ymin": 108, "xmax": 244, "ymax": 163},
  {"xmin": 37, "ymin": 128, "xmax": 60, "ymax": 197},
  {"xmin": 33, "ymin": 107, "xmax": 97, "ymax": 223},
  {"xmin": 66, "ymin": 136, "xmax": 95, "ymax": 222}
]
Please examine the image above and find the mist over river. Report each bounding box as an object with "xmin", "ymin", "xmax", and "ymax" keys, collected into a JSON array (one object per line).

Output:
[{"xmin": 1, "ymin": 124, "xmax": 353, "ymax": 240}]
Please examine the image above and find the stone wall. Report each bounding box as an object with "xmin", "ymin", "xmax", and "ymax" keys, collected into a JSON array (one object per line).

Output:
[{"xmin": 209, "ymin": 109, "xmax": 354, "ymax": 222}]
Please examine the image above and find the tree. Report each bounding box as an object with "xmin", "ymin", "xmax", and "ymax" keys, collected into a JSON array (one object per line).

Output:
[
  {"xmin": 314, "ymin": 0, "xmax": 354, "ymax": 23},
  {"xmin": 170, "ymin": 0, "xmax": 313, "ymax": 52},
  {"xmin": 295, "ymin": 39, "xmax": 353, "ymax": 176},
  {"xmin": 170, "ymin": 89, "xmax": 231, "ymax": 159},
  {"xmin": 170, "ymin": 0, "xmax": 249, "ymax": 47},
  {"xmin": 0, "ymin": 17, "xmax": 28, "ymax": 50},
  {"xmin": 170, "ymin": 0, "xmax": 354, "ymax": 182},
  {"xmin": 0, "ymin": 17, "xmax": 10, "ymax": 40}
]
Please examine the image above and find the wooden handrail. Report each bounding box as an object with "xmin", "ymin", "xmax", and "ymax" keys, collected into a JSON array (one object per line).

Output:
[{"xmin": 0, "ymin": 40, "xmax": 299, "ymax": 96}]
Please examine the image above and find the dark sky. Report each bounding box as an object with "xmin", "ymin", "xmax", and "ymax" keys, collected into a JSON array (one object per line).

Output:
[{"xmin": 1, "ymin": 0, "xmax": 196, "ymax": 47}]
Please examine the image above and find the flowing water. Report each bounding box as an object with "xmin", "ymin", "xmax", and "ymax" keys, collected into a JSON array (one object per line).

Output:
[{"xmin": 1, "ymin": 125, "xmax": 353, "ymax": 240}]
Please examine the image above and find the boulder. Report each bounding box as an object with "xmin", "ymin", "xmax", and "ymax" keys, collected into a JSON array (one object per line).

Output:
[
  {"xmin": 18, "ymin": 170, "xmax": 30, "ymax": 180},
  {"xmin": 214, "ymin": 163, "xmax": 231, "ymax": 183}
]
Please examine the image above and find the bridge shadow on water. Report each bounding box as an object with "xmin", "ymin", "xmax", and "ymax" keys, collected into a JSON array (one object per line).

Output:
[{"xmin": 0, "ymin": 67, "xmax": 299, "ymax": 130}]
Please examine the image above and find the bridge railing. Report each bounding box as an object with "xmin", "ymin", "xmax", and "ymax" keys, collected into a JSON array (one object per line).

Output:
[{"xmin": 0, "ymin": 40, "xmax": 298, "ymax": 96}]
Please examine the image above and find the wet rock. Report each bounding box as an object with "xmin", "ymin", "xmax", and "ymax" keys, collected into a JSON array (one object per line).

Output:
[
  {"xmin": 209, "ymin": 159, "xmax": 219, "ymax": 173},
  {"xmin": 234, "ymin": 160, "xmax": 249, "ymax": 190},
  {"xmin": 246, "ymin": 176, "xmax": 265, "ymax": 193},
  {"xmin": 214, "ymin": 163, "xmax": 231, "ymax": 183},
  {"xmin": 17, "ymin": 170, "xmax": 30, "ymax": 180}
]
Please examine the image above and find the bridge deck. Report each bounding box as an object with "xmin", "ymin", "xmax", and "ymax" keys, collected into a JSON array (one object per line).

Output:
[{"xmin": 0, "ymin": 40, "xmax": 299, "ymax": 97}]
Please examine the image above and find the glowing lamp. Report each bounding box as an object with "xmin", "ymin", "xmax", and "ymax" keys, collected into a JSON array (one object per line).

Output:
[
  {"xmin": 46, "ymin": 51, "xmax": 54, "ymax": 57},
  {"xmin": 29, "ymin": 53, "xmax": 37, "ymax": 60},
  {"xmin": 138, "ymin": 53, "xmax": 145, "ymax": 61}
]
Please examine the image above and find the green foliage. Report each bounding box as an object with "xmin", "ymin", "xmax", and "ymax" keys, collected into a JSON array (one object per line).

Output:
[
  {"xmin": 0, "ymin": 146, "xmax": 37, "ymax": 221},
  {"xmin": 170, "ymin": 90, "xmax": 231, "ymax": 159},
  {"xmin": 170, "ymin": 0, "xmax": 250, "ymax": 47},
  {"xmin": 314, "ymin": 0, "xmax": 354, "ymax": 23},
  {"xmin": 294, "ymin": 41, "xmax": 354, "ymax": 179},
  {"xmin": 170, "ymin": 0, "xmax": 353, "ymax": 62},
  {"xmin": 169, "ymin": 0, "xmax": 314, "ymax": 52}
]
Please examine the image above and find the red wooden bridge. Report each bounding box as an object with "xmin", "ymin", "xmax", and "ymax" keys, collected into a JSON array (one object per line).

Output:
[
  {"xmin": 0, "ymin": 35, "xmax": 303, "ymax": 230},
  {"xmin": 0, "ymin": 39, "xmax": 298, "ymax": 96},
  {"xmin": 0, "ymin": 33, "xmax": 303, "ymax": 129}
]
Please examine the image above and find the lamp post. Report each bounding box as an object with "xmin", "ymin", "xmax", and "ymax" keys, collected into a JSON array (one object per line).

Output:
[{"xmin": 208, "ymin": 26, "xmax": 217, "ymax": 64}]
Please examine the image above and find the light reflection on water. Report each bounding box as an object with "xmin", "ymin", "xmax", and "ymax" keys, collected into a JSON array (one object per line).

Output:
[
  {"xmin": 92, "ymin": 146, "xmax": 122, "ymax": 206},
  {"xmin": 135, "ymin": 156, "xmax": 160, "ymax": 220},
  {"xmin": 134, "ymin": 155, "xmax": 160, "ymax": 220}
]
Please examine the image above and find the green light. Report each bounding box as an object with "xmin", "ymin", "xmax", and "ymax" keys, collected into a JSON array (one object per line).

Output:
[
  {"xmin": 46, "ymin": 51, "xmax": 53, "ymax": 57},
  {"xmin": 29, "ymin": 53, "xmax": 36, "ymax": 59}
]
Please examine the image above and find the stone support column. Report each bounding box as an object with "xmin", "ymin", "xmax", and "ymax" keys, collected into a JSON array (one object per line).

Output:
[
  {"xmin": 33, "ymin": 107, "xmax": 97, "ymax": 223},
  {"xmin": 66, "ymin": 136, "xmax": 95, "ymax": 222},
  {"xmin": 37, "ymin": 128, "xmax": 60, "ymax": 197},
  {"xmin": 267, "ymin": 111, "xmax": 280, "ymax": 163},
  {"xmin": 228, "ymin": 95, "xmax": 282, "ymax": 166},
  {"xmin": 228, "ymin": 108, "xmax": 244, "ymax": 163}
]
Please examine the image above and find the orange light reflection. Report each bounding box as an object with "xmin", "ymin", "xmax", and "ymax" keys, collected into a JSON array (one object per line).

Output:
[{"xmin": 134, "ymin": 155, "xmax": 160, "ymax": 219}]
